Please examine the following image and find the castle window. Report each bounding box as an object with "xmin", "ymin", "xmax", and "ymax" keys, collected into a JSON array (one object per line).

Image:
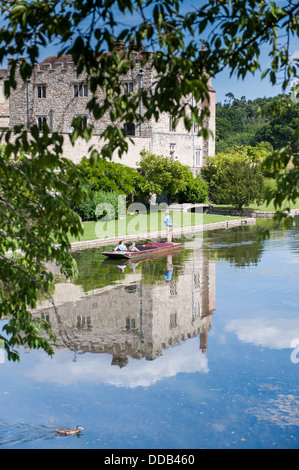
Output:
[
  {"xmin": 40, "ymin": 312, "xmax": 50, "ymax": 322},
  {"xmin": 169, "ymin": 115, "xmax": 176, "ymax": 132},
  {"xmin": 192, "ymin": 302, "xmax": 201, "ymax": 321},
  {"xmin": 82, "ymin": 115, "xmax": 87, "ymax": 128},
  {"xmin": 74, "ymin": 114, "xmax": 88, "ymax": 128},
  {"xmin": 169, "ymin": 281, "xmax": 177, "ymax": 296},
  {"xmin": 124, "ymin": 123, "xmax": 135, "ymax": 136},
  {"xmin": 193, "ymin": 272, "xmax": 201, "ymax": 289},
  {"xmin": 169, "ymin": 142, "xmax": 176, "ymax": 159},
  {"xmin": 126, "ymin": 317, "xmax": 136, "ymax": 329},
  {"xmin": 37, "ymin": 116, "xmax": 47, "ymax": 130},
  {"xmin": 76, "ymin": 316, "xmax": 91, "ymax": 328},
  {"xmin": 195, "ymin": 149, "xmax": 201, "ymax": 167},
  {"xmin": 74, "ymin": 83, "xmax": 88, "ymax": 97},
  {"xmin": 124, "ymin": 82, "xmax": 134, "ymax": 94},
  {"xmin": 170, "ymin": 313, "xmax": 177, "ymax": 328},
  {"xmin": 37, "ymin": 85, "xmax": 46, "ymax": 98}
]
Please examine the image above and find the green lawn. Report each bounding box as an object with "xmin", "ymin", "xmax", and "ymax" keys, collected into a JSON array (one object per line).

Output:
[
  {"xmin": 68, "ymin": 210, "xmax": 241, "ymax": 243},
  {"xmin": 68, "ymin": 194, "xmax": 299, "ymax": 243},
  {"xmin": 214, "ymin": 197, "xmax": 299, "ymax": 213}
]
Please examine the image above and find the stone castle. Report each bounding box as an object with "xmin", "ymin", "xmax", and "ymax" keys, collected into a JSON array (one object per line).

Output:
[{"xmin": 0, "ymin": 45, "xmax": 215, "ymax": 170}]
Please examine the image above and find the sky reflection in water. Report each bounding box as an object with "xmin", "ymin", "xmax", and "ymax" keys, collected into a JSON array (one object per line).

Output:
[{"xmin": 0, "ymin": 219, "xmax": 299, "ymax": 449}]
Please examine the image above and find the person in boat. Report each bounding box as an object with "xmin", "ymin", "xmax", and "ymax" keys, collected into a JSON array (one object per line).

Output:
[
  {"xmin": 163, "ymin": 210, "xmax": 173, "ymax": 242},
  {"xmin": 114, "ymin": 240, "xmax": 127, "ymax": 251},
  {"xmin": 129, "ymin": 242, "xmax": 139, "ymax": 252}
]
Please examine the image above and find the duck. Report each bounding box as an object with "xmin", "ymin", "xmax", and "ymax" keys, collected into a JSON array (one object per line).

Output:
[{"xmin": 56, "ymin": 425, "xmax": 84, "ymax": 436}]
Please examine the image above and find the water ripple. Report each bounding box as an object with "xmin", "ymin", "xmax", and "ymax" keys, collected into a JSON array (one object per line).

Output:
[{"xmin": 0, "ymin": 423, "xmax": 58, "ymax": 447}]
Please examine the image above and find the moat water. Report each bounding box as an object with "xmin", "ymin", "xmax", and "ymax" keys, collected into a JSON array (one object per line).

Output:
[{"xmin": 0, "ymin": 218, "xmax": 299, "ymax": 449}]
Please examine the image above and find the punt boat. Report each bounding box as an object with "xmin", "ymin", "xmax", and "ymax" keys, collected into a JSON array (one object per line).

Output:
[{"xmin": 101, "ymin": 241, "xmax": 182, "ymax": 260}]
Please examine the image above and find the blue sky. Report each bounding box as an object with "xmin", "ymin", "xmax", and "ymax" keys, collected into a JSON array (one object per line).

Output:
[
  {"xmin": 213, "ymin": 45, "xmax": 299, "ymax": 103},
  {"xmin": 180, "ymin": 0, "xmax": 299, "ymax": 103}
]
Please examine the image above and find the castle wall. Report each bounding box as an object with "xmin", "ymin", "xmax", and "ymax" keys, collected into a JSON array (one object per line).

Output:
[
  {"xmin": 4, "ymin": 51, "xmax": 215, "ymax": 169},
  {"xmin": 58, "ymin": 133, "xmax": 151, "ymax": 167},
  {"xmin": 0, "ymin": 70, "xmax": 10, "ymax": 129},
  {"xmin": 150, "ymin": 124, "xmax": 203, "ymax": 168}
]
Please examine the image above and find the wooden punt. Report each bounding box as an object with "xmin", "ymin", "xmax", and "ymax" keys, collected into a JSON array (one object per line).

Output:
[{"xmin": 101, "ymin": 242, "xmax": 182, "ymax": 260}]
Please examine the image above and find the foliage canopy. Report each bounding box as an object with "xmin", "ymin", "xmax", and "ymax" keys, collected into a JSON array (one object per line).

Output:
[
  {"xmin": 138, "ymin": 150, "xmax": 193, "ymax": 201},
  {"xmin": 202, "ymin": 144, "xmax": 272, "ymax": 183},
  {"xmin": 216, "ymin": 94, "xmax": 299, "ymax": 154},
  {"xmin": 0, "ymin": 135, "xmax": 88, "ymax": 360},
  {"xmin": 75, "ymin": 156, "xmax": 150, "ymax": 202}
]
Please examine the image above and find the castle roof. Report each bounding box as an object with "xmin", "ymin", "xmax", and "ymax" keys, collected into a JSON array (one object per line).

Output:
[{"xmin": 38, "ymin": 55, "xmax": 74, "ymax": 70}]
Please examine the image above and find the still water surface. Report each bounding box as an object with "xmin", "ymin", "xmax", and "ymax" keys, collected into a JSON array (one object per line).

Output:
[{"xmin": 0, "ymin": 219, "xmax": 299, "ymax": 449}]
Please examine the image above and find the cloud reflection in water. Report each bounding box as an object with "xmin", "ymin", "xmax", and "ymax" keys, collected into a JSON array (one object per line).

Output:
[
  {"xmin": 225, "ymin": 318, "xmax": 299, "ymax": 350},
  {"xmin": 22, "ymin": 337, "xmax": 209, "ymax": 388}
]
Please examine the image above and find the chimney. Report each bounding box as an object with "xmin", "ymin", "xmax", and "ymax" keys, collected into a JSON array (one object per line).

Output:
[
  {"xmin": 114, "ymin": 40, "xmax": 126, "ymax": 51},
  {"xmin": 129, "ymin": 44, "xmax": 146, "ymax": 53}
]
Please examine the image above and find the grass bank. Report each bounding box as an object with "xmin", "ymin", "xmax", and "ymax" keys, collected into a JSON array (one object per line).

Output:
[
  {"xmin": 68, "ymin": 210, "xmax": 242, "ymax": 243},
  {"xmin": 212, "ymin": 178, "xmax": 299, "ymax": 213},
  {"xmin": 213, "ymin": 197, "xmax": 299, "ymax": 213}
]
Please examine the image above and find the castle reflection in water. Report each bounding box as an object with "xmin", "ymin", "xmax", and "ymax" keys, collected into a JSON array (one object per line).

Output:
[{"xmin": 33, "ymin": 246, "xmax": 216, "ymax": 367}]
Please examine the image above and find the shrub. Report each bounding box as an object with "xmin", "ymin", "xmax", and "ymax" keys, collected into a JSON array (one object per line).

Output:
[
  {"xmin": 74, "ymin": 201, "xmax": 93, "ymax": 221},
  {"xmin": 202, "ymin": 144, "xmax": 273, "ymax": 202},
  {"xmin": 69, "ymin": 193, "xmax": 94, "ymax": 221},
  {"xmin": 70, "ymin": 190, "xmax": 125, "ymax": 221},
  {"xmin": 211, "ymin": 160, "xmax": 265, "ymax": 210},
  {"xmin": 75, "ymin": 156, "xmax": 150, "ymax": 202},
  {"xmin": 177, "ymin": 174, "xmax": 208, "ymax": 203},
  {"xmin": 138, "ymin": 150, "xmax": 196, "ymax": 203},
  {"xmin": 94, "ymin": 190, "xmax": 125, "ymax": 220},
  {"xmin": 202, "ymin": 144, "xmax": 272, "ymax": 183}
]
